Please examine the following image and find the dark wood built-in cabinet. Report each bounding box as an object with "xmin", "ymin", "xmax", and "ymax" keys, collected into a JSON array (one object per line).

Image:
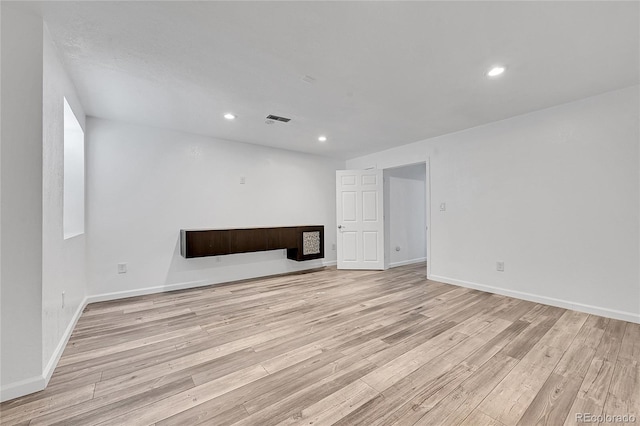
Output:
[{"xmin": 180, "ymin": 226, "xmax": 324, "ymax": 261}]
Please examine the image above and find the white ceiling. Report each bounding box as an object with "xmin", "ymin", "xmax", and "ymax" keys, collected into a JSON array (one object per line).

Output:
[{"xmin": 24, "ymin": 1, "xmax": 640, "ymax": 159}]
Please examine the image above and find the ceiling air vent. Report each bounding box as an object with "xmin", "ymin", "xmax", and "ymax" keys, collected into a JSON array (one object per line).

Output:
[{"xmin": 266, "ymin": 114, "xmax": 291, "ymax": 123}]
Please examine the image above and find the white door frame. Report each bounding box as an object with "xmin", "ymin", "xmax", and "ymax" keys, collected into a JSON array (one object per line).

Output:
[
  {"xmin": 380, "ymin": 160, "xmax": 430, "ymax": 277},
  {"xmin": 335, "ymin": 157, "xmax": 431, "ymax": 277},
  {"xmin": 425, "ymin": 157, "xmax": 431, "ymax": 279}
]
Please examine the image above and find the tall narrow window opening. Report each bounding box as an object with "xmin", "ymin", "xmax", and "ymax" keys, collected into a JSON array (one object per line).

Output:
[{"xmin": 63, "ymin": 97, "xmax": 84, "ymax": 239}]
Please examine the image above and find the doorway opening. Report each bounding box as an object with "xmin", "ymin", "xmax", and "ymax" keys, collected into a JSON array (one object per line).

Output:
[{"xmin": 383, "ymin": 163, "xmax": 427, "ymax": 270}]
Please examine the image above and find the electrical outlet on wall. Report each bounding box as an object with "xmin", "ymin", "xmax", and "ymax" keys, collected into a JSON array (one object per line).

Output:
[
  {"xmin": 118, "ymin": 263, "xmax": 127, "ymax": 274},
  {"xmin": 331, "ymin": 243, "xmax": 336, "ymax": 251},
  {"xmin": 496, "ymin": 261, "xmax": 505, "ymax": 272}
]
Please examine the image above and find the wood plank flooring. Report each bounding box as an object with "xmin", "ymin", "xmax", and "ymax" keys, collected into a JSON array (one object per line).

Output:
[{"xmin": 1, "ymin": 263, "xmax": 639, "ymax": 425}]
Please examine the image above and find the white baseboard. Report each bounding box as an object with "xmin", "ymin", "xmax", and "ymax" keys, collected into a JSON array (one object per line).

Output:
[
  {"xmin": 0, "ymin": 375, "xmax": 46, "ymax": 403},
  {"xmin": 86, "ymin": 281, "xmax": 207, "ymax": 304},
  {"xmin": 88, "ymin": 261, "xmax": 335, "ymax": 304},
  {"xmin": 430, "ymin": 274, "xmax": 640, "ymax": 324},
  {"xmin": 43, "ymin": 296, "xmax": 89, "ymax": 385},
  {"xmin": 323, "ymin": 260, "xmax": 337, "ymax": 267},
  {"xmin": 389, "ymin": 257, "xmax": 427, "ymax": 269},
  {"xmin": 1, "ymin": 296, "xmax": 90, "ymax": 403}
]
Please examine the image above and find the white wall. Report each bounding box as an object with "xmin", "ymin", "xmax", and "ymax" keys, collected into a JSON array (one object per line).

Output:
[
  {"xmin": 86, "ymin": 118, "xmax": 343, "ymax": 300},
  {"xmin": 42, "ymin": 26, "xmax": 87, "ymax": 380},
  {"xmin": 0, "ymin": 4, "xmax": 45, "ymax": 400},
  {"xmin": 384, "ymin": 164, "xmax": 426, "ymax": 267},
  {"xmin": 348, "ymin": 86, "xmax": 640, "ymax": 323}
]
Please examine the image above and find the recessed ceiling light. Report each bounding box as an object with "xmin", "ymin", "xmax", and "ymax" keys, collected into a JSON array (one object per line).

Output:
[
  {"xmin": 224, "ymin": 113, "xmax": 236, "ymax": 120},
  {"xmin": 487, "ymin": 66, "xmax": 506, "ymax": 77},
  {"xmin": 318, "ymin": 136, "xmax": 327, "ymax": 142}
]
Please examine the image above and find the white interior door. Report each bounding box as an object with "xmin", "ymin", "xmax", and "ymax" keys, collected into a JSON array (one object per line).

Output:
[{"xmin": 336, "ymin": 169, "xmax": 384, "ymax": 270}]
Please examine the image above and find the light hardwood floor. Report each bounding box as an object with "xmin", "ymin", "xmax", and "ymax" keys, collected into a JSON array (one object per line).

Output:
[{"xmin": 1, "ymin": 263, "xmax": 639, "ymax": 425}]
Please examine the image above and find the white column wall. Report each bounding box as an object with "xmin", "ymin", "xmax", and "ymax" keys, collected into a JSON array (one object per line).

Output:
[
  {"xmin": 0, "ymin": 4, "xmax": 45, "ymax": 400},
  {"xmin": 41, "ymin": 26, "xmax": 88, "ymax": 381}
]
